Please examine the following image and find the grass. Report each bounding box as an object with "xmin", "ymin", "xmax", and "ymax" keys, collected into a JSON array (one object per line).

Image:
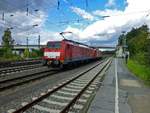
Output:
[{"xmin": 127, "ymin": 59, "xmax": 150, "ymax": 85}]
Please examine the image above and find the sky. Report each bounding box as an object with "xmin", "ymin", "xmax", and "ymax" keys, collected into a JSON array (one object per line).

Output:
[{"xmin": 0, "ymin": 0, "xmax": 150, "ymax": 46}]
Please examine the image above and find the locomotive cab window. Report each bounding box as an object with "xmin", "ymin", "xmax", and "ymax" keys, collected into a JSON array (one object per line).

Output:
[{"xmin": 47, "ymin": 42, "xmax": 61, "ymax": 48}]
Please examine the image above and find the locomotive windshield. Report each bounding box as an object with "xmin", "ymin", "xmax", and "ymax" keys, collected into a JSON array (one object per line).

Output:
[{"xmin": 47, "ymin": 42, "xmax": 61, "ymax": 48}]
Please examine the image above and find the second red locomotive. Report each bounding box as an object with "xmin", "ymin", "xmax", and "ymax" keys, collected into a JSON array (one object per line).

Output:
[{"xmin": 43, "ymin": 39, "xmax": 102, "ymax": 68}]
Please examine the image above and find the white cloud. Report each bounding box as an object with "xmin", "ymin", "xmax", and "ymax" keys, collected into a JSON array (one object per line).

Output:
[
  {"xmin": 93, "ymin": 9, "xmax": 123, "ymax": 17},
  {"xmin": 1, "ymin": 0, "xmax": 150, "ymax": 46},
  {"xmin": 63, "ymin": 26, "xmax": 83, "ymax": 41},
  {"xmin": 71, "ymin": 6, "xmax": 94, "ymax": 21},
  {"xmin": 125, "ymin": 0, "xmax": 149, "ymax": 12},
  {"xmin": 63, "ymin": 0, "xmax": 68, "ymax": 3},
  {"xmin": 105, "ymin": 0, "xmax": 116, "ymax": 7},
  {"xmin": 0, "ymin": 10, "xmax": 48, "ymax": 44},
  {"xmin": 0, "ymin": 0, "xmax": 58, "ymax": 45},
  {"xmin": 0, "ymin": 0, "xmax": 57, "ymax": 12},
  {"xmin": 65, "ymin": 0, "xmax": 150, "ymax": 46},
  {"xmin": 40, "ymin": 31, "xmax": 63, "ymax": 45},
  {"xmin": 65, "ymin": 26, "xmax": 82, "ymax": 36}
]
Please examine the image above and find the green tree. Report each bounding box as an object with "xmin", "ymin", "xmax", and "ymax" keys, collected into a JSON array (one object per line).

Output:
[
  {"xmin": 146, "ymin": 36, "xmax": 150, "ymax": 65},
  {"xmin": 1, "ymin": 28, "xmax": 14, "ymax": 58},
  {"xmin": 2, "ymin": 28, "xmax": 13, "ymax": 49},
  {"xmin": 119, "ymin": 25, "xmax": 150, "ymax": 65}
]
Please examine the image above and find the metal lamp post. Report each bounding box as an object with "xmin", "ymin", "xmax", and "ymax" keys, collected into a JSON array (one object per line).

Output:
[{"xmin": 26, "ymin": 24, "xmax": 39, "ymax": 49}]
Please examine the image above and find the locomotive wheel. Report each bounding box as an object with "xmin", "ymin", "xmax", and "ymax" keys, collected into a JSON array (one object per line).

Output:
[
  {"xmin": 59, "ymin": 64, "xmax": 64, "ymax": 69},
  {"xmin": 42, "ymin": 60, "xmax": 47, "ymax": 66}
]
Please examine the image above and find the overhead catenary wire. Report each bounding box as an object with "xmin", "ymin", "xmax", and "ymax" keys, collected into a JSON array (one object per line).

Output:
[
  {"xmin": 0, "ymin": 2, "xmax": 44, "ymax": 33},
  {"xmin": 1, "ymin": 0, "xmax": 150, "ymax": 30},
  {"xmin": 100, "ymin": 9, "xmax": 150, "ymax": 18},
  {"xmin": 26, "ymin": 0, "xmax": 29, "ymax": 16},
  {"xmin": 0, "ymin": 0, "xmax": 91, "ymax": 28},
  {"xmin": 0, "ymin": 0, "xmax": 70, "ymax": 27},
  {"xmin": 0, "ymin": 0, "xmax": 54, "ymax": 18},
  {"xmin": 57, "ymin": 0, "xmax": 60, "ymax": 10}
]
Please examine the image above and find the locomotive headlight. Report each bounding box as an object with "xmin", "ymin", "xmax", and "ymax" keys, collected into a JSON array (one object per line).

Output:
[
  {"xmin": 56, "ymin": 56, "xmax": 60, "ymax": 59},
  {"xmin": 54, "ymin": 60, "xmax": 59, "ymax": 65}
]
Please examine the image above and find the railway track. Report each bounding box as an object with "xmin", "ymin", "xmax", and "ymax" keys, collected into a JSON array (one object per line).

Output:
[
  {"xmin": 9, "ymin": 58, "xmax": 112, "ymax": 113},
  {"xmin": 0, "ymin": 59, "xmax": 42, "ymax": 69},
  {"xmin": 0, "ymin": 68, "xmax": 61, "ymax": 91},
  {"xmin": 0, "ymin": 64, "xmax": 43, "ymax": 76}
]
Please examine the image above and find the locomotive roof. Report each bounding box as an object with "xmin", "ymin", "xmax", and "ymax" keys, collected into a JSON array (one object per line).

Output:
[
  {"xmin": 47, "ymin": 39, "xmax": 97, "ymax": 50},
  {"xmin": 63, "ymin": 39, "xmax": 95, "ymax": 49}
]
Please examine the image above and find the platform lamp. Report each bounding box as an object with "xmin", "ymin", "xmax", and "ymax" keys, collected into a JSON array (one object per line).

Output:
[
  {"xmin": 121, "ymin": 31, "xmax": 127, "ymax": 53},
  {"xmin": 38, "ymin": 35, "xmax": 40, "ymax": 49}
]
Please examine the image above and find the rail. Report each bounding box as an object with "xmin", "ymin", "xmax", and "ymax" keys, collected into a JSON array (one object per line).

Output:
[{"xmin": 12, "ymin": 58, "xmax": 112, "ymax": 113}]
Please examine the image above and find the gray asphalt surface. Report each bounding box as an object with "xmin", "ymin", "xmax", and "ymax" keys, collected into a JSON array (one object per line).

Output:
[{"xmin": 88, "ymin": 58, "xmax": 150, "ymax": 113}]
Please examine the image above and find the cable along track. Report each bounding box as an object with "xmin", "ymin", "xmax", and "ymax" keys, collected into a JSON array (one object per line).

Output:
[{"xmin": 11, "ymin": 58, "xmax": 112, "ymax": 113}]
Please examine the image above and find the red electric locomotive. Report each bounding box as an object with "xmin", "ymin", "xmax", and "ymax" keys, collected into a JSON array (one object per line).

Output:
[{"xmin": 42, "ymin": 39, "xmax": 102, "ymax": 68}]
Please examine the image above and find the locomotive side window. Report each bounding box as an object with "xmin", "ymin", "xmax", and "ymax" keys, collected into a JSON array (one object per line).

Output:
[{"xmin": 47, "ymin": 42, "xmax": 61, "ymax": 48}]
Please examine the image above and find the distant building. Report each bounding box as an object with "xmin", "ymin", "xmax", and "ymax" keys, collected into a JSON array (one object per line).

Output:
[
  {"xmin": 116, "ymin": 46, "xmax": 123, "ymax": 58},
  {"xmin": 0, "ymin": 45, "xmax": 46, "ymax": 56}
]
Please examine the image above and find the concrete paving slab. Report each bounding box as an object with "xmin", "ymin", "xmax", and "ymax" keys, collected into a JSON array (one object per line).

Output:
[
  {"xmin": 87, "ymin": 59, "xmax": 132, "ymax": 113},
  {"xmin": 128, "ymin": 94, "xmax": 150, "ymax": 113},
  {"xmin": 117, "ymin": 58, "xmax": 150, "ymax": 113},
  {"xmin": 120, "ymin": 79, "xmax": 141, "ymax": 88},
  {"xmin": 119, "ymin": 102, "xmax": 132, "ymax": 113},
  {"xmin": 88, "ymin": 106, "xmax": 114, "ymax": 113},
  {"xmin": 87, "ymin": 58, "xmax": 150, "ymax": 113}
]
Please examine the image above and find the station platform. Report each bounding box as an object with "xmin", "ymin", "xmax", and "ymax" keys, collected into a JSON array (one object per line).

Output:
[{"xmin": 87, "ymin": 58, "xmax": 150, "ymax": 113}]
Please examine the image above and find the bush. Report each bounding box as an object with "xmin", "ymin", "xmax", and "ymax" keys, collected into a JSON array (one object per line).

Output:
[
  {"xmin": 134, "ymin": 52, "xmax": 147, "ymax": 65},
  {"xmin": 29, "ymin": 49, "xmax": 43, "ymax": 58},
  {"xmin": 3, "ymin": 48, "xmax": 13, "ymax": 58},
  {"xmin": 0, "ymin": 50, "xmax": 23, "ymax": 62},
  {"xmin": 23, "ymin": 48, "xmax": 30, "ymax": 58},
  {"xmin": 127, "ymin": 59, "xmax": 150, "ymax": 82}
]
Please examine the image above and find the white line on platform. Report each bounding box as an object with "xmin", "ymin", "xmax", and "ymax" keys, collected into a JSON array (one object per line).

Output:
[{"xmin": 115, "ymin": 58, "xmax": 119, "ymax": 113}]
